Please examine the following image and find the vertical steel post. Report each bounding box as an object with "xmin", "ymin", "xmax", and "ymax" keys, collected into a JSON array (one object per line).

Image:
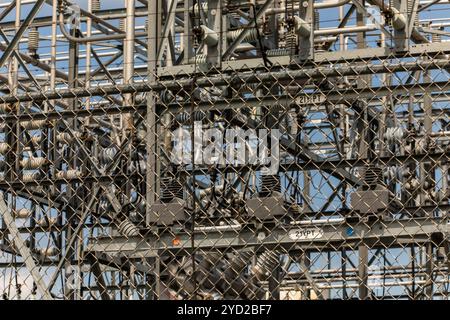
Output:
[
  {"xmin": 123, "ymin": 0, "xmax": 136, "ymax": 133},
  {"xmin": 147, "ymin": 0, "xmax": 160, "ymax": 299}
]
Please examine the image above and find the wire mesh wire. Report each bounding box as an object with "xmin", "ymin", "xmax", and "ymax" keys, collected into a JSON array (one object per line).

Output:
[{"xmin": 0, "ymin": 0, "xmax": 449, "ymax": 300}]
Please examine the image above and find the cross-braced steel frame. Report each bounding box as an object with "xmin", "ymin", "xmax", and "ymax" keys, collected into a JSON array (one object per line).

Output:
[{"xmin": 0, "ymin": 0, "xmax": 449, "ymax": 300}]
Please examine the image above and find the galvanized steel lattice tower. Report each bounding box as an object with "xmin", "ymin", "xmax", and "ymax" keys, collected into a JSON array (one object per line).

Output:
[{"xmin": 0, "ymin": 0, "xmax": 449, "ymax": 300}]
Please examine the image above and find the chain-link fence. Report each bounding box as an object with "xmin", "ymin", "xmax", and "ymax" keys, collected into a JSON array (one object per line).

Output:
[{"xmin": 0, "ymin": 0, "xmax": 449, "ymax": 300}]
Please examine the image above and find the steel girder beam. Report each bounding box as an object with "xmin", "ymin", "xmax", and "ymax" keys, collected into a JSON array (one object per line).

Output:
[
  {"xmin": 0, "ymin": 153, "xmax": 446, "ymax": 189},
  {"xmin": 4, "ymin": 70, "xmax": 450, "ymax": 108},
  {"xmin": 0, "ymin": 5, "xmax": 150, "ymax": 29},
  {"xmin": 85, "ymin": 253, "xmax": 112, "ymax": 300},
  {"xmin": 279, "ymin": 136, "xmax": 363, "ymax": 187},
  {"xmin": 86, "ymin": 217, "xmax": 449, "ymax": 256},
  {"xmin": 0, "ymin": 42, "xmax": 68, "ymax": 80},
  {"xmin": 159, "ymin": 42, "xmax": 450, "ymax": 76},
  {"xmin": 222, "ymin": 0, "xmax": 275, "ymax": 60},
  {"xmin": 228, "ymin": 113, "xmax": 363, "ymax": 187},
  {"xmin": 157, "ymin": 0, "xmax": 179, "ymax": 63},
  {"xmin": 0, "ymin": 0, "xmax": 45, "ymax": 69},
  {"xmin": 0, "ymin": 28, "xmax": 43, "ymax": 93},
  {"xmin": 3, "ymin": 58, "xmax": 450, "ymax": 105},
  {"xmin": 0, "ymin": 0, "xmax": 17, "ymax": 23},
  {"xmin": 45, "ymin": 187, "xmax": 100, "ymax": 294}
]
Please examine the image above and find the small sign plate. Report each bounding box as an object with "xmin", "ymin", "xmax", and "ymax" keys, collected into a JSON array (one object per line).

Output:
[{"xmin": 288, "ymin": 228, "xmax": 324, "ymax": 240}]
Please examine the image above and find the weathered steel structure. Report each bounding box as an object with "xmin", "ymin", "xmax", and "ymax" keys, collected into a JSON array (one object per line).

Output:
[{"xmin": 0, "ymin": 0, "xmax": 449, "ymax": 300}]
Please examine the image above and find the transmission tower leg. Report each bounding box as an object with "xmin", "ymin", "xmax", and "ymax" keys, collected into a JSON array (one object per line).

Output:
[
  {"xmin": 358, "ymin": 245, "xmax": 369, "ymax": 299},
  {"xmin": 268, "ymin": 255, "xmax": 281, "ymax": 300}
]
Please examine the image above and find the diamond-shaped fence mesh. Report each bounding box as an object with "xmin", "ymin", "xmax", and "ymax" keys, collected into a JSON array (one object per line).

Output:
[{"xmin": 0, "ymin": 0, "xmax": 449, "ymax": 300}]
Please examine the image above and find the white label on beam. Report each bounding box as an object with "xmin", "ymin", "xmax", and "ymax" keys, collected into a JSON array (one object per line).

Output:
[
  {"xmin": 296, "ymin": 94, "xmax": 326, "ymax": 105},
  {"xmin": 288, "ymin": 228, "xmax": 324, "ymax": 240}
]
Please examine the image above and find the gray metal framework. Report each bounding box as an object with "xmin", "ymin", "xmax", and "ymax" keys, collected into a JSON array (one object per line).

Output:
[{"xmin": 0, "ymin": 0, "xmax": 449, "ymax": 300}]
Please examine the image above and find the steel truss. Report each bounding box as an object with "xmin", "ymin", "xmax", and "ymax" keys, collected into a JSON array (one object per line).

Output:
[{"xmin": 0, "ymin": 0, "xmax": 449, "ymax": 300}]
